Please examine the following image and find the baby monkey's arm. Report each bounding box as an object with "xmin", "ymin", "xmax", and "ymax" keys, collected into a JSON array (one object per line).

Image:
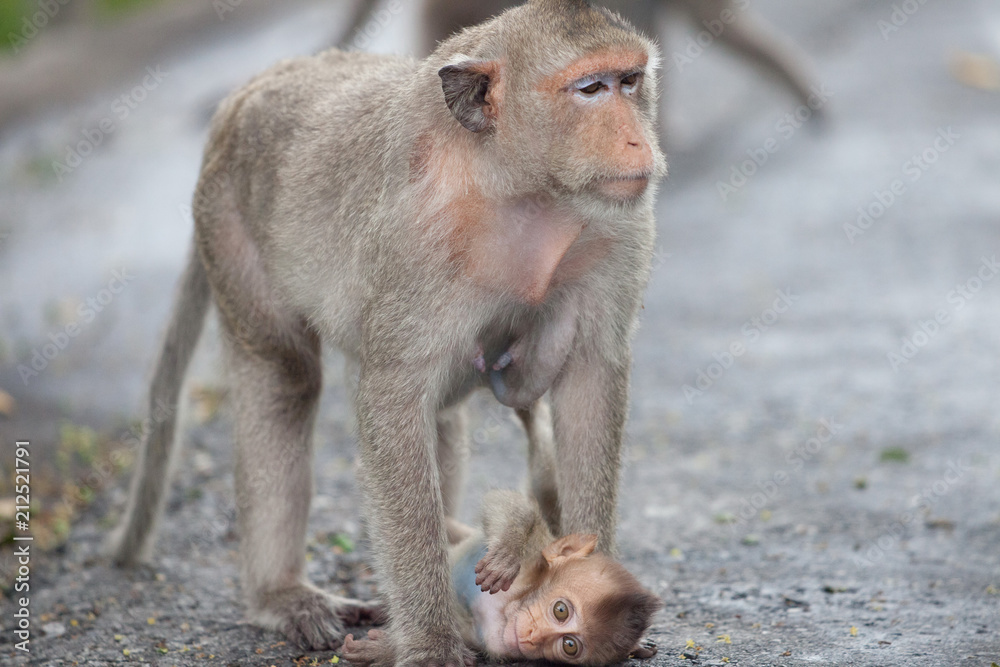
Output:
[{"xmin": 475, "ymin": 490, "xmax": 554, "ymax": 594}]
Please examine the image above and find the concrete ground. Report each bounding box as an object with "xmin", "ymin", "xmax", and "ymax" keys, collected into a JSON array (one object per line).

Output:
[{"xmin": 0, "ymin": 0, "xmax": 998, "ymax": 665}]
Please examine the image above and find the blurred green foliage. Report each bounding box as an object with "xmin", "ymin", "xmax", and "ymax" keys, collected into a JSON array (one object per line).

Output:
[
  {"xmin": 879, "ymin": 446, "xmax": 910, "ymax": 464},
  {"xmin": 0, "ymin": 0, "xmax": 32, "ymax": 52},
  {"xmin": 98, "ymin": 0, "xmax": 164, "ymax": 17},
  {"xmin": 1, "ymin": 0, "xmax": 164, "ymax": 55}
]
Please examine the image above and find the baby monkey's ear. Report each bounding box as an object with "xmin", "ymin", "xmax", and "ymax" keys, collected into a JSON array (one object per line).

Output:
[{"xmin": 542, "ymin": 533, "xmax": 598, "ymax": 566}]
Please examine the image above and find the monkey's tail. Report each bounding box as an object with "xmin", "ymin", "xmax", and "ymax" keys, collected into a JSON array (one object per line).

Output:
[{"xmin": 108, "ymin": 242, "xmax": 211, "ymax": 566}]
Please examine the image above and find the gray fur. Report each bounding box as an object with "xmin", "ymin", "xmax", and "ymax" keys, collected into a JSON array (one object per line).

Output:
[{"xmin": 111, "ymin": 0, "xmax": 664, "ymax": 661}]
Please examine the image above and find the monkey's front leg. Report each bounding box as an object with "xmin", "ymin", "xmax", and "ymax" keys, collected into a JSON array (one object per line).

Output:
[
  {"xmin": 357, "ymin": 367, "xmax": 475, "ymax": 667},
  {"xmin": 549, "ymin": 342, "xmax": 631, "ymax": 552}
]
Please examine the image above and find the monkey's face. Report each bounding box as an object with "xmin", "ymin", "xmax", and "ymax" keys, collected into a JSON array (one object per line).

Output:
[
  {"xmin": 486, "ymin": 533, "xmax": 657, "ymax": 665},
  {"xmin": 439, "ymin": 47, "xmax": 665, "ymax": 209},
  {"xmin": 497, "ymin": 557, "xmax": 622, "ymax": 665},
  {"xmin": 535, "ymin": 49, "xmax": 665, "ymax": 205}
]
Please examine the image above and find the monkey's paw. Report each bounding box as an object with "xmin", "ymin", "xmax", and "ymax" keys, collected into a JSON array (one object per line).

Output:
[
  {"xmin": 251, "ymin": 583, "xmax": 383, "ymax": 651},
  {"xmin": 474, "ymin": 547, "xmax": 520, "ymax": 594},
  {"xmin": 631, "ymin": 638, "xmax": 658, "ymax": 659},
  {"xmin": 343, "ymin": 629, "xmax": 395, "ymax": 666}
]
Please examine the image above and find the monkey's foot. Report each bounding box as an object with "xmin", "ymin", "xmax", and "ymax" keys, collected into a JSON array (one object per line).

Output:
[
  {"xmin": 343, "ymin": 629, "xmax": 394, "ymax": 666},
  {"xmin": 474, "ymin": 546, "xmax": 521, "ymax": 594},
  {"xmin": 631, "ymin": 638, "xmax": 658, "ymax": 659},
  {"xmin": 251, "ymin": 583, "xmax": 383, "ymax": 651}
]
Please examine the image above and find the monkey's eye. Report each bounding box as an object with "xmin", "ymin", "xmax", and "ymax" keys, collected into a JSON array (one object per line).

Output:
[
  {"xmin": 578, "ymin": 81, "xmax": 604, "ymax": 95},
  {"xmin": 553, "ymin": 600, "xmax": 570, "ymax": 621},
  {"xmin": 562, "ymin": 635, "xmax": 580, "ymax": 657},
  {"xmin": 621, "ymin": 73, "xmax": 640, "ymax": 88}
]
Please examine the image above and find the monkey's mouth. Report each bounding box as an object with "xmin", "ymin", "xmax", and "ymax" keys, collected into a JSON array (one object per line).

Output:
[
  {"xmin": 594, "ymin": 173, "xmax": 651, "ymax": 200},
  {"xmin": 506, "ymin": 616, "xmax": 528, "ymax": 658}
]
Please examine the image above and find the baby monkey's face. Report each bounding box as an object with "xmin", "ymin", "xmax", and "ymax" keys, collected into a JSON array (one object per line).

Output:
[
  {"xmin": 500, "ymin": 559, "xmax": 610, "ymax": 664},
  {"xmin": 485, "ymin": 534, "xmax": 659, "ymax": 666}
]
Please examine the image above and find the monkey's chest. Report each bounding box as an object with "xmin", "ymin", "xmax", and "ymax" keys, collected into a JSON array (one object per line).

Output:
[{"xmin": 439, "ymin": 192, "xmax": 609, "ymax": 306}]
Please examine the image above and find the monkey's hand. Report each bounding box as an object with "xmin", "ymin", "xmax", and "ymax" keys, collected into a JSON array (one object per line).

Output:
[
  {"xmin": 474, "ymin": 546, "xmax": 521, "ymax": 594},
  {"xmin": 343, "ymin": 630, "xmax": 395, "ymax": 666}
]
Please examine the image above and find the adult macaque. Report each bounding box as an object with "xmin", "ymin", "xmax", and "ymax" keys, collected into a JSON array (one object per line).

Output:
[
  {"xmin": 110, "ymin": 0, "xmax": 666, "ymax": 662},
  {"xmin": 343, "ymin": 490, "xmax": 661, "ymax": 665},
  {"xmin": 340, "ymin": 0, "xmax": 821, "ymax": 116}
]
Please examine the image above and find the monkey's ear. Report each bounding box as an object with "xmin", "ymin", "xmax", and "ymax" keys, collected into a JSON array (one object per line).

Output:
[
  {"xmin": 438, "ymin": 59, "xmax": 500, "ymax": 133},
  {"xmin": 542, "ymin": 533, "xmax": 598, "ymax": 566}
]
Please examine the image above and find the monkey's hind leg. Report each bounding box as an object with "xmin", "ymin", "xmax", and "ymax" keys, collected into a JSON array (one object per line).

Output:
[
  {"xmin": 224, "ymin": 326, "xmax": 378, "ymax": 649},
  {"xmin": 436, "ymin": 403, "xmax": 470, "ymax": 520},
  {"xmin": 517, "ymin": 399, "xmax": 560, "ymax": 537},
  {"xmin": 108, "ymin": 243, "xmax": 211, "ymax": 566}
]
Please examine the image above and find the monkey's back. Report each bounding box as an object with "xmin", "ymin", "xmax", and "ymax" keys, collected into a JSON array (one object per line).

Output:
[{"xmin": 194, "ymin": 48, "xmax": 421, "ymax": 352}]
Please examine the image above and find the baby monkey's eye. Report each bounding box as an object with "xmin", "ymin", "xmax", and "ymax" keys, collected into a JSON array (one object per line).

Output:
[
  {"xmin": 621, "ymin": 73, "xmax": 639, "ymax": 87},
  {"xmin": 562, "ymin": 635, "xmax": 579, "ymax": 657},
  {"xmin": 579, "ymin": 81, "xmax": 604, "ymax": 95},
  {"xmin": 553, "ymin": 600, "xmax": 569, "ymax": 621}
]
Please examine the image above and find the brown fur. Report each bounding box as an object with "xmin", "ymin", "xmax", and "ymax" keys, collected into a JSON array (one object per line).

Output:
[{"xmin": 577, "ymin": 558, "xmax": 662, "ymax": 664}]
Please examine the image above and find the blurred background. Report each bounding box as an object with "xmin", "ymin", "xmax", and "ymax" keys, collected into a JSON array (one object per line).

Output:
[{"xmin": 0, "ymin": 0, "xmax": 998, "ymax": 664}]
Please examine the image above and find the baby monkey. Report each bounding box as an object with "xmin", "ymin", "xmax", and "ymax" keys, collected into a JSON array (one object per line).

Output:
[{"xmin": 344, "ymin": 490, "xmax": 660, "ymax": 665}]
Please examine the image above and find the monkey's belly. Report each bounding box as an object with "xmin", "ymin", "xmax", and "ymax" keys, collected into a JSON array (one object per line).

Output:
[
  {"xmin": 452, "ymin": 541, "xmax": 489, "ymax": 619},
  {"xmin": 450, "ymin": 539, "xmax": 512, "ymax": 655}
]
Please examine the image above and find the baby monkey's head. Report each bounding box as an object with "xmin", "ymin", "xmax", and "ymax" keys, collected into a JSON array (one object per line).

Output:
[{"xmin": 506, "ymin": 533, "xmax": 661, "ymax": 665}]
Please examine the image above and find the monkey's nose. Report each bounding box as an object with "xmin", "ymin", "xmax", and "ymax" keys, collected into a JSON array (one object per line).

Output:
[{"xmin": 521, "ymin": 628, "xmax": 544, "ymax": 647}]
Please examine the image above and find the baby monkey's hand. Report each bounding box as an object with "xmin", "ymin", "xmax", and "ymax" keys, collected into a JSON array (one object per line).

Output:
[{"xmin": 475, "ymin": 547, "xmax": 521, "ymax": 594}]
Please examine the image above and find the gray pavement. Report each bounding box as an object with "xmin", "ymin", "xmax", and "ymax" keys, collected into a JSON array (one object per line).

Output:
[{"xmin": 0, "ymin": 0, "xmax": 998, "ymax": 665}]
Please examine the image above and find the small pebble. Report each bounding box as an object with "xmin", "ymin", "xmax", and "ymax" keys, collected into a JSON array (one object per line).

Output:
[{"xmin": 42, "ymin": 622, "xmax": 67, "ymax": 638}]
